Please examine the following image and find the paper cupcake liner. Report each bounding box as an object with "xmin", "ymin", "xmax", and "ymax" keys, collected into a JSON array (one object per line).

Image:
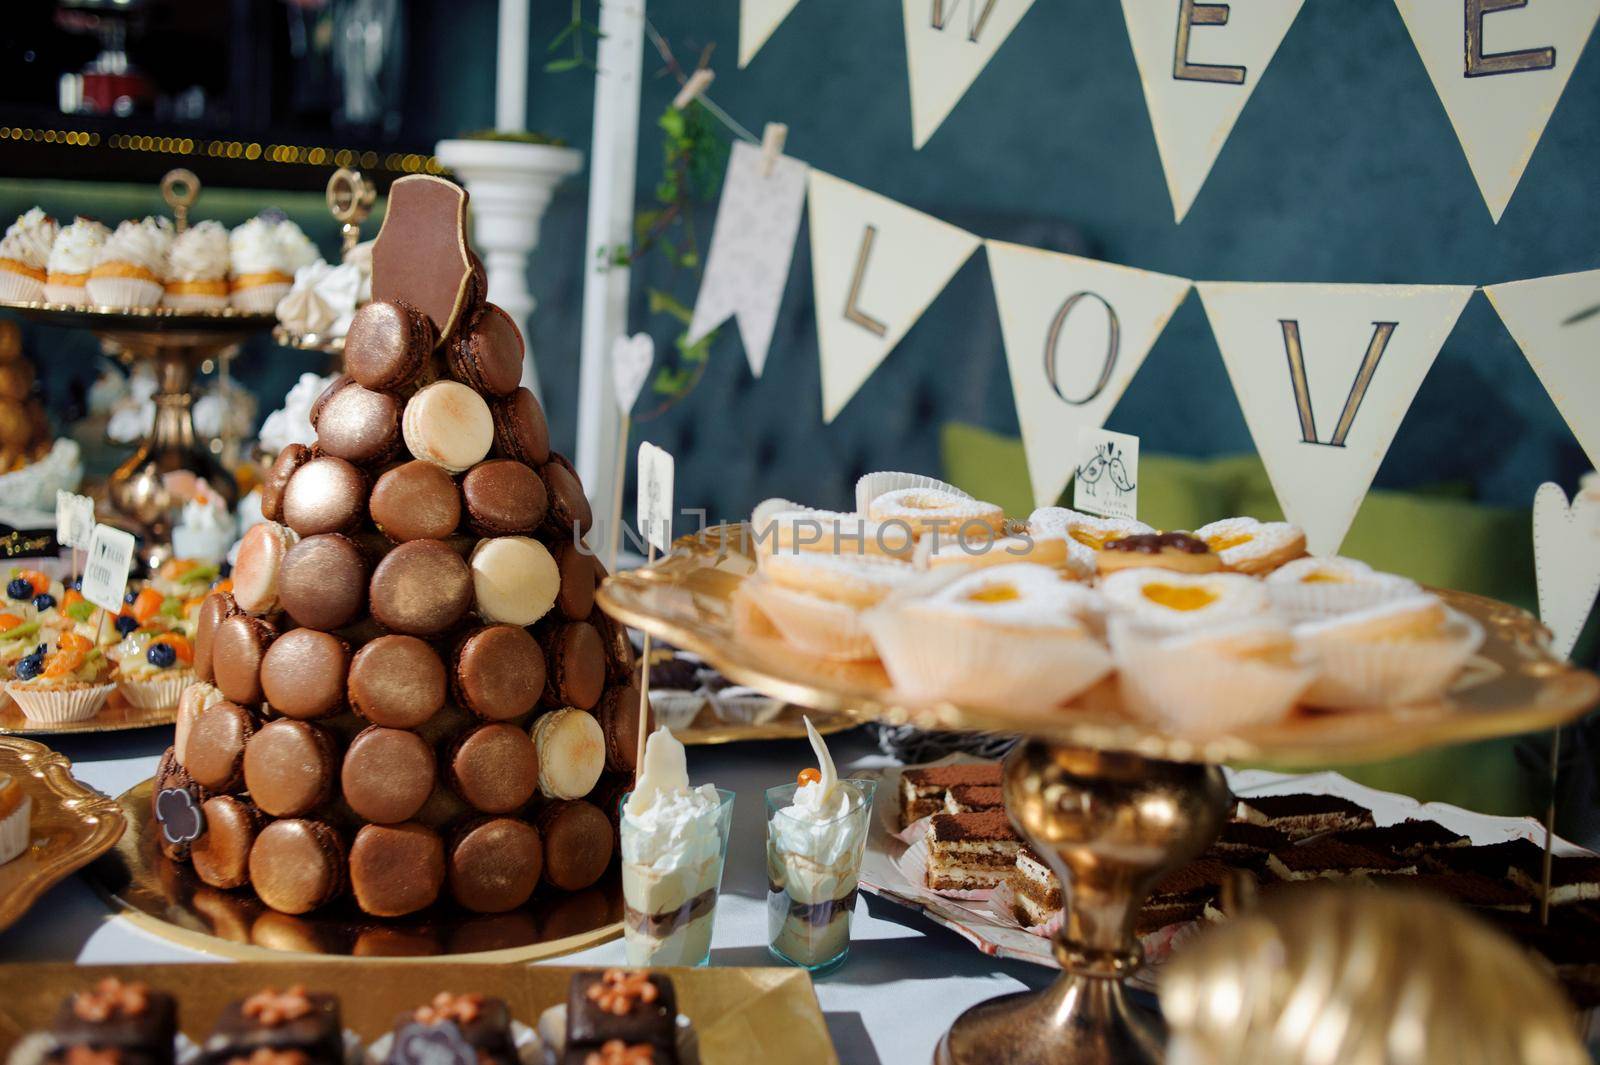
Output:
[
  {"xmin": 741, "ymin": 579, "xmax": 878, "ymax": 661},
  {"xmin": 0, "ymin": 793, "xmax": 31, "ymax": 865},
  {"xmin": 41, "ymin": 282, "xmax": 90, "ymax": 306},
  {"xmin": 0, "ymin": 269, "xmax": 44, "ymax": 304},
  {"xmin": 864, "ymin": 604, "xmax": 1113, "ymax": 713},
  {"xmin": 118, "ymin": 670, "xmax": 195, "ymax": 713},
  {"xmin": 5, "ymin": 681, "xmax": 114, "ymax": 723},
  {"xmin": 650, "ymin": 689, "xmax": 708, "ymax": 732},
  {"xmin": 1109, "ymin": 622, "xmax": 1314, "ymax": 737},
  {"xmin": 706, "ymin": 687, "xmax": 784, "ymax": 725},
  {"xmin": 230, "ymin": 281, "xmax": 291, "ymax": 313},
  {"xmin": 1299, "ymin": 613, "xmax": 1484, "ymax": 711},
  {"xmin": 162, "ymin": 291, "xmax": 229, "ymax": 312},
  {"xmin": 1267, "ymin": 578, "xmax": 1419, "ymax": 623},
  {"xmin": 85, "ymin": 275, "xmax": 163, "ymax": 309},
  {"xmin": 855, "ymin": 471, "xmax": 971, "ymax": 516}
]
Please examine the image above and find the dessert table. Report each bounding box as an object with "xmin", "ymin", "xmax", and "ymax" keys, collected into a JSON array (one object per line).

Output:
[{"xmin": 0, "ymin": 725, "xmax": 1054, "ymax": 1065}]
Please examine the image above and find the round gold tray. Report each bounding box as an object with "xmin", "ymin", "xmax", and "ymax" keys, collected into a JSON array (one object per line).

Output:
[
  {"xmin": 0, "ymin": 300, "xmax": 274, "ymax": 335},
  {"xmin": 0, "ymin": 737, "xmax": 125, "ymax": 933},
  {"xmin": 676, "ymin": 703, "xmax": 858, "ymax": 746},
  {"xmin": 89, "ymin": 780, "xmax": 623, "ymax": 962},
  {"xmin": 0, "ymin": 692, "xmax": 176, "ymax": 736},
  {"xmin": 271, "ymin": 324, "xmax": 345, "ymax": 355},
  {"xmin": 596, "ymin": 524, "xmax": 1600, "ymax": 770}
]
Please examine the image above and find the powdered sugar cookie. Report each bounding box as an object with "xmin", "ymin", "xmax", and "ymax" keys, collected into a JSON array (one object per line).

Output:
[
  {"xmin": 1194, "ymin": 517, "xmax": 1307, "ymax": 575},
  {"xmin": 916, "ymin": 531, "xmax": 1092, "ymax": 579},
  {"xmin": 760, "ymin": 551, "xmax": 920, "ymax": 609},
  {"xmin": 1095, "ymin": 532, "xmax": 1221, "ymax": 577},
  {"xmin": 753, "ymin": 507, "xmax": 915, "ymax": 560},
  {"xmin": 868, "ymin": 487, "xmax": 1006, "ymax": 540},
  {"xmin": 1100, "ymin": 569, "xmax": 1269, "ymax": 632},
  {"xmin": 1266, "ymin": 556, "xmax": 1420, "ymax": 621},
  {"xmin": 1296, "ymin": 595, "xmax": 1483, "ymax": 710}
]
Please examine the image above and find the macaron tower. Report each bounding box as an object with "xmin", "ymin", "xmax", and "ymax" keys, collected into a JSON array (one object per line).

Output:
[{"xmin": 156, "ymin": 175, "xmax": 645, "ymax": 922}]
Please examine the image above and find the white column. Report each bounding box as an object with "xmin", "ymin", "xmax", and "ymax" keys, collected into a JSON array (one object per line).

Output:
[
  {"xmin": 495, "ymin": 0, "xmax": 529, "ymax": 132},
  {"xmin": 575, "ymin": 0, "xmax": 646, "ymax": 525}
]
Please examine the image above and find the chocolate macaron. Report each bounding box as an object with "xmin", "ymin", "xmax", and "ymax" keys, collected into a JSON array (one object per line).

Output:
[
  {"xmin": 540, "ymin": 453, "xmax": 592, "ymax": 536},
  {"xmin": 349, "ymin": 822, "xmax": 446, "ymax": 918},
  {"xmin": 282, "ymin": 454, "xmax": 367, "ymax": 537},
  {"xmin": 451, "ymin": 624, "xmax": 545, "ymax": 721},
  {"xmin": 448, "ymin": 722, "xmax": 538, "ymax": 814},
  {"xmin": 597, "ymin": 682, "xmax": 649, "ymax": 774},
  {"xmin": 369, "ymin": 538, "xmax": 473, "ymax": 636},
  {"xmin": 344, "ymin": 299, "xmax": 438, "ymax": 391},
  {"xmin": 231, "ymin": 521, "xmax": 298, "ymax": 615},
  {"xmin": 347, "ymin": 634, "xmax": 447, "ymax": 728},
  {"xmin": 402, "ymin": 380, "xmax": 494, "ymax": 474},
  {"xmin": 460, "ymin": 459, "xmax": 547, "ymax": 535},
  {"xmin": 489, "ymin": 387, "xmax": 550, "ymax": 466},
  {"xmin": 530, "ymin": 708, "xmax": 605, "ymax": 800},
  {"xmin": 535, "ymin": 800, "xmax": 612, "ymax": 891},
  {"xmin": 468, "ymin": 536, "xmax": 558, "ymax": 627},
  {"xmin": 341, "ymin": 726, "xmax": 436, "ymax": 823},
  {"xmin": 369, "ymin": 460, "xmax": 461, "ymax": 542},
  {"xmin": 448, "ymin": 816, "xmax": 543, "ymax": 914},
  {"xmin": 242, "ymin": 718, "xmax": 338, "ymax": 817},
  {"xmin": 211, "ymin": 613, "xmax": 277, "ymax": 705},
  {"xmin": 259, "ymin": 628, "xmax": 349, "ymax": 719},
  {"xmin": 310, "ymin": 381, "xmax": 403, "ymax": 467},
  {"xmin": 278, "ymin": 532, "xmax": 369, "ymax": 631},
  {"xmin": 190, "ymin": 795, "xmax": 264, "ymax": 890},
  {"xmin": 448, "ymin": 303, "xmax": 525, "ymax": 397},
  {"xmin": 260, "ymin": 443, "xmax": 311, "ymax": 524},
  {"xmin": 193, "ymin": 590, "xmax": 240, "ymax": 684},
  {"xmin": 554, "ymin": 541, "xmax": 597, "ymax": 620},
  {"xmin": 542, "ymin": 620, "xmax": 606, "ymax": 711},
  {"xmin": 185, "ymin": 700, "xmax": 258, "ymax": 792},
  {"xmin": 248, "ymin": 819, "xmax": 346, "ymax": 914},
  {"xmin": 594, "ymin": 611, "xmax": 637, "ymax": 684}
]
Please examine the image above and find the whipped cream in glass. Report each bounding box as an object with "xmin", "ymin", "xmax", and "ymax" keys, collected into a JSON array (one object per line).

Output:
[
  {"xmin": 620, "ymin": 726, "xmax": 735, "ymax": 966},
  {"xmin": 766, "ymin": 717, "xmax": 876, "ymax": 972}
]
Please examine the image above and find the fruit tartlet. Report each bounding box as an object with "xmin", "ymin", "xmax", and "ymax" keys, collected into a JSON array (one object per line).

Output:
[
  {"xmin": 5, "ymin": 631, "xmax": 115, "ymax": 723},
  {"xmin": 1265, "ymin": 556, "xmax": 1421, "ymax": 622},
  {"xmin": 0, "ymin": 771, "xmax": 30, "ymax": 865},
  {"xmin": 112, "ymin": 629, "xmax": 195, "ymax": 713}
]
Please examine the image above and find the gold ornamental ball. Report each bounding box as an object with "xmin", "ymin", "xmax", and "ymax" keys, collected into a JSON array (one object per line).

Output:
[
  {"xmin": 0, "ymin": 360, "xmax": 33, "ymax": 402},
  {"xmin": 0, "ymin": 319, "xmax": 19, "ymax": 361},
  {"xmin": 1161, "ymin": 884, "xmax": 1587, "ymax": 1065}
]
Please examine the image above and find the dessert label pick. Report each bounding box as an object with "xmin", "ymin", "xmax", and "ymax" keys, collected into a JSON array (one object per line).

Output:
[
  {"xmin": 55, "ymin": 491, "xmax": 95, "ymax": 550},
  {"xmin": 611, "ymin": 333, "xmax": 655, "ymax": 416},
  {"xmin": 81, "ymin": 523, "xmax": 136, "ymax": 614},
  {"xmin": 154, "ymin": 786, "xmax": 205, "ymax": 846},
  {"xmin": 637, "ymin": 441, "xmax": 676, "ymax": 554},
  {"xmin": 1073, "ymin": 428, "xmax": 1139, "ymax": 521},
  {"xmin": 1532, "ymin": 482, "xmax": 1600, "ymax": 661}
]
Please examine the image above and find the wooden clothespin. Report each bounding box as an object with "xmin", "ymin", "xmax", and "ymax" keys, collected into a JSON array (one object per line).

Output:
[
  {"xmin": 673, "ymin": 68, "xmax": 716, "ymax": 111},
  {"xmin": 760, "ymin": 122, "xmax": 788, "ymax": 177}
]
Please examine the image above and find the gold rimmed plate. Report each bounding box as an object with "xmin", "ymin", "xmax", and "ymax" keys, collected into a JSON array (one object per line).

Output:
[
  {"xmin": 0, "ymin": 737, "xmax": 125, "ymax": 932},
  {"xmin": 676, "ymin": 703, "xmax": 858, "ymax": 746},
  {"xmin": 0, "ymin": 691, "xmax": 176, "ymax": 736},
  {"xmin": 0, "ymin": 962, "xmax": 838, "ymax": 1065},
  {"xmin": 0, "ymin": 299, "xmax": 274, "ymax": 331},
  {"xmin": 597, "ymin": 524, "xmax": 1600, "ymax": 770},
  {"xmin": 89, "ymin": 780, "xmax": 624, "ymax": 961}
]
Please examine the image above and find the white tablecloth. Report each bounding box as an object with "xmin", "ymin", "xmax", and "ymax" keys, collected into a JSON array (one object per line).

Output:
[{"xmin": 0, "ymin": 726, "xmax": 1054, "ymax": 1064}]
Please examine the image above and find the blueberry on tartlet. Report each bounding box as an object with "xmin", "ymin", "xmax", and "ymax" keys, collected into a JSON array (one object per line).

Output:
[{"xmin": 6, "ymin": 578, "xmax": 31, "ymax": 601}]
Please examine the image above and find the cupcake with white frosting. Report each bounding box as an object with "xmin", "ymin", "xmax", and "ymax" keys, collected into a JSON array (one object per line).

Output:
[
  {"xmin": 87, "ymin": 217, "xmax": 173, "ymax": 308},
  {"xmin": 44, "ymin": 217, "xmax": 109, "ymax": 306},
  {"xmin": 228, "ymin": 217, "xmax": 319, "ymax": 312},
  {"xmin": 163, "ymin": 219, "xmax": 230, "ymax": 311},
  {"xmin": 0, "ymin": 208, "xmax": 59, "ymax": 304}
]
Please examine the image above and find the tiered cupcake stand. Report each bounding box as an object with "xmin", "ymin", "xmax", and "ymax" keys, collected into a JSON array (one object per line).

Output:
[{"xmin": 596, "ymin": 524, "xmax": 1600, "ymax": 1065}]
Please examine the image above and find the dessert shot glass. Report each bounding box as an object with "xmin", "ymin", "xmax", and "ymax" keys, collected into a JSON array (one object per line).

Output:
[
  {"xmin": 765, "ymin": 778, "xmax": 877, "ymax": 974},
  {"xmin": 620, "ymin": 787, "xmax": 736, "ymax": 967}
]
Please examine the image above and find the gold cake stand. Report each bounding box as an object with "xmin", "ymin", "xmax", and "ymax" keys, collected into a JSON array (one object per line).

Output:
[{"xmin": 596, "ymin": 524, "xmax": 1600, "ymax": 1065}]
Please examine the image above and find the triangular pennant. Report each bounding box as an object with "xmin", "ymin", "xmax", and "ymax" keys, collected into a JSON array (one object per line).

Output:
[
  {"xmin": 807, "ymin": 170, "xmax": 980, "ymax": 423},
  {"xmin": 741, "ymin": 0, "xmax": 804, "ymax": 67},
  {"xmin": 1119, "ymin": 0, "xmax": 1306, "ymax": 223},
  {"xmin": 1197, "ymin": 282, "xmax": 1474, "ymax": 555},
  {"xmin": 687, "ymin": 141, "xmax": 810, "ymax": 378},
  {"xmin": 1394, "ymin": 0, "xmax": 1600, "ymax": 222},
  {"xmin": 1532, "ymin": 482, "xmax": 1600, "ymax": 661},
  {"xmin": 986, "ymin": 240, "xmax": 1191, "ymax": 509},
  {"xmin": 903, "ymin": 0, "xmax": 1038, "ymax": 149},
  {"xmin": 1483, "ymin": 269, "xmax": 1600, "ymax": 470}
]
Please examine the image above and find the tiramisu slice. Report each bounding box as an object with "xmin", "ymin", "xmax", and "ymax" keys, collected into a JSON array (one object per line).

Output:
[
  {"xmin": 1328, "ymin": 819, "xmax": 1468, "ymax": 858},
  {"xmin": 1009, "ymin": 847, "xmax": 1062, "ymax": 925},
  {"xmin": 1207, "ymin": 821, "xmax": 1290, "ymax": 859},
  {"xmin": 1266, "ymin": 839, "xmax": 1417, "ymax": 881},
  {"xmin": 1424, "ymin": 838, "xmax": 1546, "ymax": 882},
  {"xmin": 899, "ymin": 763, "xmax": 1002, "ymax": 828},
  {"xmin": 1235, "ymin": 794, "xmax": 1375, "ymax": 838},
  {"xmin": 1507, "ymin": 854, "xmax": 1600, "ymax": 906},
  {"xmin": 925, "ymin": 811, "xmax": 1018, "ymax": 892},
  {"xmin": 944, "ymin": 784, "xmax": 1003, "ymax": 815},
  {"xmin": 1364, "ymin": 871, "xmax": 1533, "ymax": 913}
]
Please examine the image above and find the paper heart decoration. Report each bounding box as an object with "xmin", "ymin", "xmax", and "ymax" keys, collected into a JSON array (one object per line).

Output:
[
  {"xmin": 1532, "ymin": 481, "xmax": 1600, "ymax": 660},
  {"xmin": 154, "ymin": 787, "xmax": 205, "ymax": 846},
  {"xmin": 611, "ymin": 333, "xmax": 655, "ymax": 416}
]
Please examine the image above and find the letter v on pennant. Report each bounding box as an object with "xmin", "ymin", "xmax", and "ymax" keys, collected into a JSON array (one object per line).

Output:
[{"xmin": 1197, "ymin": 282, "xmax": 1474, "ymax": 556}]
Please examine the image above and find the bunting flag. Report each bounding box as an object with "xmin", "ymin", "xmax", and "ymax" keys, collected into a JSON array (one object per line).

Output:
[
  {"xmin": 1197, "ymin": 282, "xmax": 1474, "ymax": 556},
  {"xmin": 687, "ymin": 141, "xmax": 810, "ymax": 378},
  {"xmin": 740, "ymin": 0, "xmax": 804, "ymax": 67},
  {"xmin": 807, "ymin": 170, "xmax": 980, "ymax": 422},
  {"xmin": 903, "ymin": 0, "xmax": 1039, "ymax": 149},
  {"xmin": 1484, "ymin": 269, "xmax": 1600, "ymax": 470},
  {"xmin": 1532, "ymin": 482, "xmax": 1600, "ymax": 661},
  {"xmin": 986, "ymin": 240, "xmax": 1191, "ymax": 509},
  {"xmin": 1119, "ymin": 0, "xmax": 1307, "ymax": 223},
  {"xmin": 1393, "ymin": 0, "xmax": 1600, "ymax": 223}
]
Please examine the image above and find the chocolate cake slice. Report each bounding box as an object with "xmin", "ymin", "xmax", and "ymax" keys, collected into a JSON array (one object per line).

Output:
[
  {"xmin": 1265, "ymin": 839, "xmax": 1416, "ymax": 881},
  {"xmin": 50, "ymin": 978, "xmax": 177, "ymax": 1065},
  {"xmin": 199, "ymin": 987, "xmax": 341, "ymax": 1065},
  {"xmin": 900, "ymin": 763, "xmax": 1002, "ymax": 828},
  {"xmin": 566, "ymin": 970, "xmax": 676, "ymax": 1059},
  {"xmin": 1234, "ymin": 794, "xmax": 1375, "ymax": 839},
  {"xmin": 926, "ymin": 811, "xmax": 1019, "ymax": 892},
  {"xmin": 1507, "ymin": 854, "xmax": 1600, "ymax": 907}
]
